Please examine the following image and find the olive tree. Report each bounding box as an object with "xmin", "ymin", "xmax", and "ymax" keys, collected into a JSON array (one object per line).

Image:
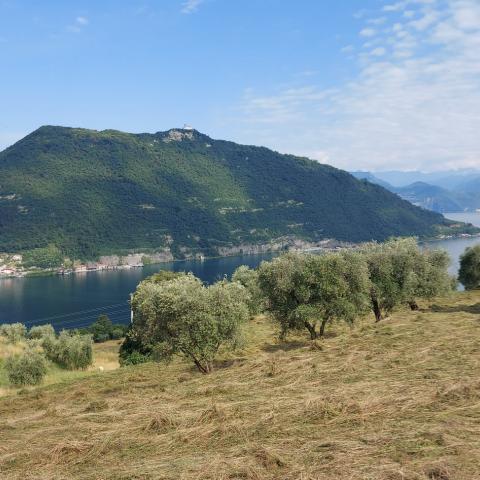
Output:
[
  {"xmin": 258, "ymin": 252, "xmax": 370, "ymax": 339},
  {"xmin": 459, "ymin": 244, "xmax": 480, "ymax": 290},
  {"xmin": 0, "ymin": 323, "xmax": 27, "ymax": 344},
  {"xmin": 43, "ymin": 331, "xmax": 93, "ymax": 370},
  {"xmin": 232, "ymin": 265, "xmax": 264, "ymax": 315},
  {"xmin": 361, "ymin": 238, "xmax": 453, "ymax": 321},
  {"xmin": 130, "ymin": 274, "xmax": 249, "ymax": 373},
  {"xmin": 28, "ymin": 324, "xmax": 55, "ymax": 340},
  {"xmin": 5, "ymin": 349, "xmax": 48, "ymax": 386},
  {"xmin": 407, "ymin": 248, "xmax": 453, "ymax": 306}
]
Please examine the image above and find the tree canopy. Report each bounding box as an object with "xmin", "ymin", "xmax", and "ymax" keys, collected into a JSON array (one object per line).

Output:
[
  {"xmin": 130, "ymin": 274, "xmax": 250, "ymax": 373},
  {"xmin": 258, "ymin": 252, "xmax": 370, "ymax": 339}
]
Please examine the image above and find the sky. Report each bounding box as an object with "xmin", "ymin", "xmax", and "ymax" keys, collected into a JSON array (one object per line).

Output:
[{"xmin": 1, "ymin": 0, "xmax": 479, "ymax": 172}]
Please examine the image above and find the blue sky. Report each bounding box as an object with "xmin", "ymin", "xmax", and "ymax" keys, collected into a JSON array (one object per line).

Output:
[{"xmin": 1, "ymin": 0, "xmax": 479, "ymax": 172}]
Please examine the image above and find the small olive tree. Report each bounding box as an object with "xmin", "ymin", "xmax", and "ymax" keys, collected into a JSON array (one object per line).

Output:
[
  {"xmin": 0, "ymin": 323, "xmax": 27, "ymax": 344},
  {"xmin": 130, "ymin": 274, "xmax": 249, "ymax": 373},
  {"xmin": 28, "ymin": 324, "xmax": 55, "ymax": 340},
  {"xmin": 232, "ymin": 265, "xmax": 264, "ymax": 315},
  {"xmin": 361, "ymin": 238, "xmax": 453, "ymax": 321},
  {"xmin": 5, "ymin": 349, "xmax": 48, "ymax": 386},
  {"xmin": 258, "ymin": 251, "xmax": 370, "ymax": 339},
  {"xmin": 43, "ymin": 331, "xmax": 93, "ymax": 370},
  {"xmin": 407, "ymin": 248, "xmax": 453, "ymax": 307},
  {"xmin": 459, "ymin": 244, "xmax": 480, "ymax": 290}
]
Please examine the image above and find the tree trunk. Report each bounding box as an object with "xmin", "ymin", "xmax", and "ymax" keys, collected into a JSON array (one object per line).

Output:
[
  {"xmin": 409, "ymin": 300, "xmax": 419, "ymax": 311},
  {"xmin": 304, "ymin": 321, "xmax": 317, "ymax": 340},
  {"xmin": 193, "ymin": 358, "xmax": 208, "ymax": 374},
  {"xmin": 371, "ymin": 295, "xmax": 383, "ymax": 322},
  {"xmin": 319, "ymin": 318, "xmax": 329, "ymax": 337}
]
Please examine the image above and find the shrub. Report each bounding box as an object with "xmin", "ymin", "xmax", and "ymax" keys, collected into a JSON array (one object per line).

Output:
[
  {"xmin": 45, "ymin": 331, "xmax": 93, "ymax": 370},
  {"xmin": 110, "ymin": 327, "xmax": 125, "ymax": 340},
  {"xmin": 28, "ymin": 324, "xmax": 55, "ymax": 340},
  {"xmin": 459, "ymin": 244, "xmax": 480, "ymax": 290},
  {"xmin": 0, "ymin": 323, "xmax": 27, "ymax": 344},
  {"xmin": 119, "ymin": 326, "xmax": 152, "ymax": 366},
  {"xmin": 5, "ymin": 350, "xmax": 48, "ymax": 386},
  {"xmin": 120, "ymin": 350, "xmax": 151, "ymax": 366},
  {"xmin": 83, "ymin": 315, "xmax": 128, "ymax": 343}
]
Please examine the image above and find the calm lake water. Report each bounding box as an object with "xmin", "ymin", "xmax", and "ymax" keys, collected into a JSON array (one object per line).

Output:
[
  {"xmin": 0, "ymin": 253, "xmax": 277, "ymax": 328},
  {"xmin": 1, "ymin": 212, "xmax": 479, "ymax": 329}
]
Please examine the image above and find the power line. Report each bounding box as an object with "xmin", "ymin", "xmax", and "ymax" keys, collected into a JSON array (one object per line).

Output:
[
  {"xmin": 24, "ymin": 307, "xmax": 131, "ymax": 328},
  {"xmin": 24, "ymin": 301, "xmax": 130, "ymax": 326},
  {"xmin": 50, "ymin": 316, "xmax": 131, "ymax": 331}
]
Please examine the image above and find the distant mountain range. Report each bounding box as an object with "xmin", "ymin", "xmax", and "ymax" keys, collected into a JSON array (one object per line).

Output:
[
  {"xmin": 0, "ymin": 126, "xmax": 472, "ymax": 260},
  {"xmin": 351, "ymin": 170, "xmax": 480, "ymax": 214}
]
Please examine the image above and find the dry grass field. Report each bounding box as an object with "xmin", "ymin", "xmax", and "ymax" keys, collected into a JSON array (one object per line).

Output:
[
  {"xmin": 1, "ymin": 291, "xmax": 480, "ymax": 479},
  {"xmin": 0, "ymin": 339, "xmax": 120, "ymax": 397}
]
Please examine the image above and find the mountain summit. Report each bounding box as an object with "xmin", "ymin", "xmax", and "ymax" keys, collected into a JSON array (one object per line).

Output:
[{"xmin": 0, "ymin": 126, "xmax": 461, "ymax": 259}]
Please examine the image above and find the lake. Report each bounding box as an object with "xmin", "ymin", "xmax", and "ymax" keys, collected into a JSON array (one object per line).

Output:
[
  {"xmin": 1, "ymin": 211, "xmax": 479, "ymax": 329},
  {"xmin": 0, "ymin": 253, "xmax": 277, "ymax": 328}
]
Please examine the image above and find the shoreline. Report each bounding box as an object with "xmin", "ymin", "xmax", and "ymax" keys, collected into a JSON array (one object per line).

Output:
[{"xmin": 2, "ymin": 231, "xmax": 480, "ymax": 280}]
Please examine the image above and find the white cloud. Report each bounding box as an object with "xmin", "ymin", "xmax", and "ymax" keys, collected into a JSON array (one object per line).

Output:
[
  {"xmin": 371, "ymin": 47, "xmax": 387, "ymax": 56},
  {"xmin": 67, "ymin": 16, "xmax": 89, "ymax": 33},
  {"xmin": 235, "ymin": 0, "xmax": 480, "ymax": 172},
  {"xmin": 368, "ymin": 17, "xmax": 388, "ymax": 25},
  {"xmin": 181, "ymin": 0, "xmax": 204, "ymax": 14},
  {"xmin": 360, "ymin": 28, "xmax": 376, "ymax": 37}
]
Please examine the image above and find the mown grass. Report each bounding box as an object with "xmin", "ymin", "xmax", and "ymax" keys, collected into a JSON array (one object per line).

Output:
[{"xmin": 1, "ymin": 292, "xmax": 480, "ymax": 479}]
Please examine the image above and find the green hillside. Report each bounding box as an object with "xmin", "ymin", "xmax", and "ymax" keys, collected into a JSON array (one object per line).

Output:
[{"xmin": 0, "ymin": 126, "xmax": 462, "ymax": 259}]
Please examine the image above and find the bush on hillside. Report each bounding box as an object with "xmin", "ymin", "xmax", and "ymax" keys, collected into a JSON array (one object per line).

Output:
[
  {"xmin": 5, "ymin": 349, "xmax": 48, "ymax": 386},
  {"xmin": 44, "ymin": 331, "xmax": 93, "ymax": 370},
  {"xmin": 79, "ymin": 315, "xmax": 128, "ymax": 343},
  {"xmin": 459, "ymin": 244, "xmax": 480, "ymax": 290},
  {"xmin": 119, "ymin": 326, "xmax": 152, "ymax": 366},
  {"xmin": 0, "ymin": 323, "xmax": 27, "ymax": 344},
  {"xmin": 28, "ymin": 324, "xmax": 55, "ymax": 340}
]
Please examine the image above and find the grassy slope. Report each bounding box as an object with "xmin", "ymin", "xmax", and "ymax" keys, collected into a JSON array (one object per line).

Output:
[{"xmin": 1, "ymin": 293, "xmax": 480, "ymax": 479}]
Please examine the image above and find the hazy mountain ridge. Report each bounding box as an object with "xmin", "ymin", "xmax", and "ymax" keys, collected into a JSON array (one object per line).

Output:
[
  {"xmin": 0, "ymin": 126, "xmax": 465, "ymax": 259},
  {"xmin": 352, "ymin": 170, "xmax": 480, "ymax": 213}
]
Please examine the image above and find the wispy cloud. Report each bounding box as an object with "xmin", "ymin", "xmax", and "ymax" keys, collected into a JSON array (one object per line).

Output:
[
  {"xmin": 181, "ymin": 0, "xmax": 204, "ymax": 14},
  {"xmin": 236, "ymin": 0, "xmax": 480, "ymax": 172},
  {"xmin": 67, "ymin": 16, "xmax": 89, "ymax": 33}
]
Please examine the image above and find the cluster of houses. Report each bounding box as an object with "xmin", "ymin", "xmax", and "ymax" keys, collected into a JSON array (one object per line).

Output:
[
  {"xmin": 0, "ymin": 255, "xmax": 23, "ymax": 277},
  {"xmin": 0, "ymin": 256, "xmax": 144, "ymax": 278}
]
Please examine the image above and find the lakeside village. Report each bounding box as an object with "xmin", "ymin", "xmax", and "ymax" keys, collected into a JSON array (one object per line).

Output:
[
  {"xmin": 0, "ymin": 230, "xmax": 478, "ymax": 279},
  {"xmin": 0, "ymin": 251, "xmax": 171, "ymax": 278},
  {"xmin": 0, "ymin": 237, "xmax": 355, "ymax": 279}
]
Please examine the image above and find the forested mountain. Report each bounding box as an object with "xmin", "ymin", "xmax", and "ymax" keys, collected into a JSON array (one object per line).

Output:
[{"xmin": 0, "ymin": 126, "xmax": 466, "ymax": 260}]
